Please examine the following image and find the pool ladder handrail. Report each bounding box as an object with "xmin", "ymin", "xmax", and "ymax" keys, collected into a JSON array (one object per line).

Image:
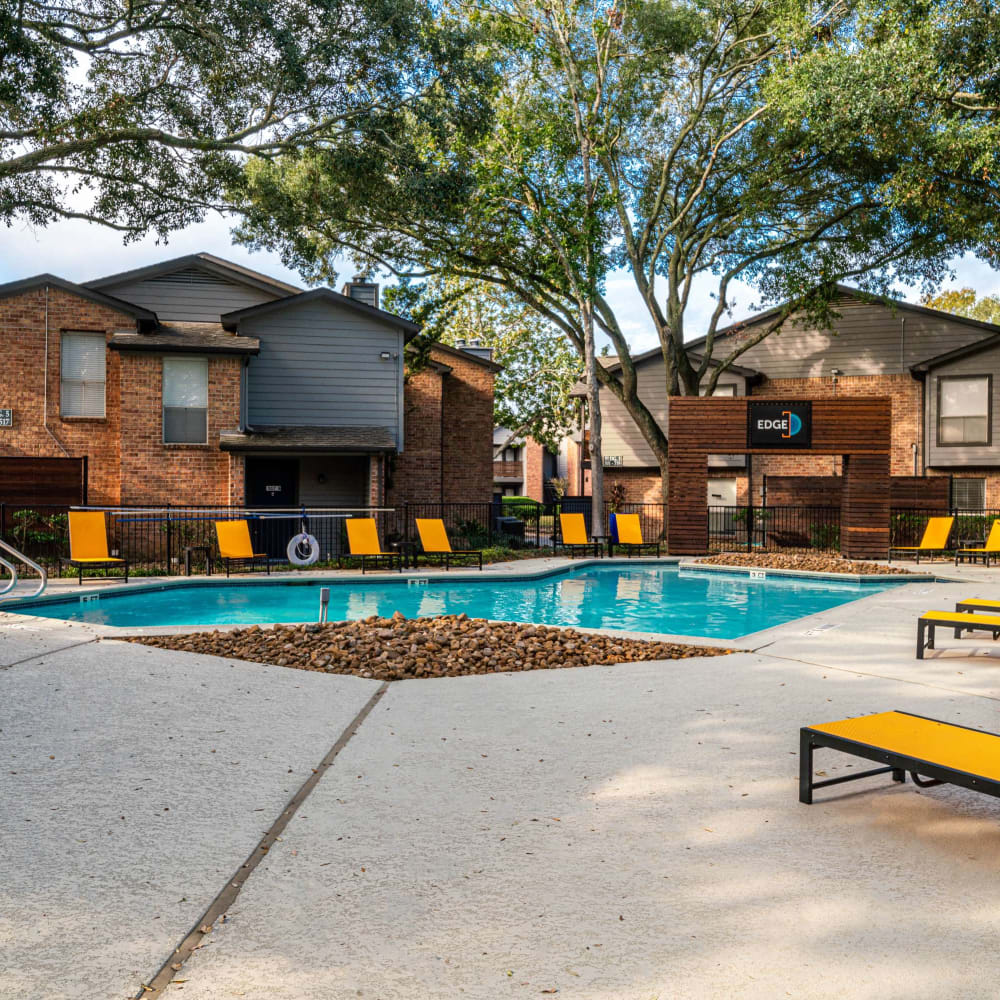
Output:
[
  {"xmin": 0, "ymin": 554, "xmax": 17, "ymax": 596},
  {"xmin": 0, "ymin": 537, "xmax": 47, "ymax": 599}
]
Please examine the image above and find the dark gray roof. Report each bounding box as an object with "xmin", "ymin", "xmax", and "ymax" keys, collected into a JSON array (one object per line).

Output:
[
  {"xmin": 85, "ymin": 252, "xmax": 300, "ymax": 296},
  {"xmin": 426, "ymin": 340, "xmax": 503, "ymax": 372},
  {"xmin": 685, "ymin": 283, "xmax": 1000, "ymax": 353},
  {"xmin": 0, "ymin": 273, "xmax": 157, "ymax": 327},
  {"xmin": 219, "ymin": 425, "xmax": 397, "ymax": 453},
  {"xmin": 910, "ymin": 331, "xmax": 1000, "ymax": 373},
  {"xmin": 109, "ymin": 323, "xmax": 259, "ymax": 355},
  {"xmin": 220, "ymin": 287, "xmax": 421, "ymax": 338},
  {"xmin": 570, "ymin": 349, "xmax": 759, "ymax": 395}
]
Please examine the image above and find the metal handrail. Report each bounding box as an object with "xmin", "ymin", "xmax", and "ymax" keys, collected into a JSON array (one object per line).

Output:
[
  {"xmin": 0, "ymin": 555, "xmax": 17, "ymax": 596},
  {"xmin": 0, "ymin": 538, "xmax": 46, "ymax": 599}
]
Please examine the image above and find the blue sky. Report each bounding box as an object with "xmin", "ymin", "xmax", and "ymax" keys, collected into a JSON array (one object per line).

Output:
[{"xmin": 1, "ymin": 211, "xmax": 997, "ymax": 354}]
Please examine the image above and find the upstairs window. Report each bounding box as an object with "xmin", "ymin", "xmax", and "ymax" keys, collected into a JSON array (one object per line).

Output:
[
  {"xmin": 711, "ymin": 383, "xmax": 737, "ymax": 397},
  {"xmin": 502, "ymin": 446, "xmax": 521, "ymax": 462},
  {"xmin": 163, "ymin": 357, "xmax": 208, "ymax": 444},
  {"xmin": 938, "ymin": 375, "xmax": 991, "ymax": 445},
  {"xmin": 60, "ymin": 332, "xmax": 106, "ymax": 417},
  {"xmin": 952, "ymin": 477, "xmax": 986, "ymax": 511}
]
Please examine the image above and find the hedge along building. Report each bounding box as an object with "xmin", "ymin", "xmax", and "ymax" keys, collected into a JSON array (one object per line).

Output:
[
  {"xmin": 0, "ymin": 253, "xmax": 497, "ymax": 509},
  {"xmin": 587, "ymin": 287, "xmax": 1000, "ymax": 512}
]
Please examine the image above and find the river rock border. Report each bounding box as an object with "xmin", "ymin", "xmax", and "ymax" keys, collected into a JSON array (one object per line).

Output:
[{"xmin": 122, "ymin": 613, "xmax": 733, "ymax": 680}]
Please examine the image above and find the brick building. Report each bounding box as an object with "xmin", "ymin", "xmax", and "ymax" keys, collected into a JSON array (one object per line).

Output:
[
  {"xmin": 582, "ymin": 287, "xmax": 1000, "ymax": 509},
  {"xmin": 491, "ymin": 427, "xmax": 587, "ymax": 502},
  {"xmin": 0, "ymin": 254, "xmax": 496, "ymax": 507}
]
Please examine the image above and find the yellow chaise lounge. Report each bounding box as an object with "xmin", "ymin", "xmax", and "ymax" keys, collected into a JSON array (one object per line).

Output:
[
  {"xmin": 343, "ymin": 517, "xmax": 401, "ymax": 574},
  {"xmin": 214, "ymin": 520, "xmax": 270, "ymax": 578},
  {"xmin": 888, "ymin": 515, "xmax": 954, "ymax": 563},
  {"xmin": 800, "ymin": 710, "xmax": 1000, "ymax": 805},
  {"xmin": 955, "ymin": 519, "xmax": 1000, "ymax": 566},
  {"xmin": 559, "ymin": 512, "xmax": 603, "ymax": 558},
  {"xmin": 61, "ymin": 511, "xmax": 129, "ymax": 585},
  {"xmin": 916, "ymin": 607, "xmax": 1000, "ymax": 658},
  {"xmin": 613, "ymin": 513, "xmax": 661, "ymax": 557},
  {"xmin": 415, "ymin": 518, "xmax": 482, "ymax": 570}
]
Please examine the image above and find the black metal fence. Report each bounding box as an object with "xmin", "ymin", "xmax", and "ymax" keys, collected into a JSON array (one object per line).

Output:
[
  {"xmin": 708, "ymin": 505, "xmax": 841, "ymax": 553},
  {"xmin": 0, "ymin": 500, "xmax": 563, "ymax": 576},
  {"xmin": 12, "ymin": 497, "xmax": 957, "ymax": 575}
]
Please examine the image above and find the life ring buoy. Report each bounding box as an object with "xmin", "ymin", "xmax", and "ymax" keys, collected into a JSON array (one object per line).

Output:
[{"xmin": 287, "ymin": 532, "xmax": 320, "ymax": 566}]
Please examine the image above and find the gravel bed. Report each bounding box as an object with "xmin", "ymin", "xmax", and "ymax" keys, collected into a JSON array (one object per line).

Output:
[
  {"xmin": 122, "ymin": 613, "xmax": 733, "ymax": 680},
  {"xmin": 697, "ymin": 552, "xmax": 914, "ymax": 575}
]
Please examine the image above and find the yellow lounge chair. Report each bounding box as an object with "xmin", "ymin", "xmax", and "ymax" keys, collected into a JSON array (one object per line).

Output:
[
  {"xmin": 888, "ymin": 515, "xmax": 954, "ymax": 563},
  {"xmin": 955, "ymin": 520, "xmax": 1000, "ymax": 566},
  {"xmin": 916, "ymin": 608, "xmax": 1000, "ymax": 658},
  {"xmin": 61, "ymin": 511, "xmax": 128, "ymax": 585},
  {"xmin": 800, "ymin": 710, "xmax": 1000, "ymax": 805},
  {"xmin": 343, "ymin": 517, "xmax": 401, "ymax": 574},
  {"xmin": 214, "ymin": 520, "xmax": 269, "ymax": 578},
  {"xmin": 415, "ymin": 519, "xmax": 482, "ymax": 570},
  {"xmin": 613, "ymin": 513, "xmax": 661, "ymax": 557},
  {"xmin": 559, "ymin": 512, "xmax": 603, "ymax": 558}
]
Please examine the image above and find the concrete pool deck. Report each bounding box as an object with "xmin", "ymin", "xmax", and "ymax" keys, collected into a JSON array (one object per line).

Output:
[{"xmin": 2, "ymin": 563, "xmax": 1000, "ymax": 998}]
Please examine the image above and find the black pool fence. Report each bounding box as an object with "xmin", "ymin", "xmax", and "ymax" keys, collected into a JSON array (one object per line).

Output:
[{"xmin": 2, "ymin": 500, "xmax": 995, "ymax": 575}]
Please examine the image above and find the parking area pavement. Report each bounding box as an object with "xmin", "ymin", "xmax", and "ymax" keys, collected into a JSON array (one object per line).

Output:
[
  {"xmin": 4, "ymin": 570, "xmax": 1000, "ymax": 999},
  {"xmin": 0, "ymin": 621, "xmax": 379, "ymax": 1000}
]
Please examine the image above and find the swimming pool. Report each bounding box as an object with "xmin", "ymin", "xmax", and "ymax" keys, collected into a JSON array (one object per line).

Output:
[{"xmin": 11, "ymin": 565, "xmax": 910, "ymax": 639}]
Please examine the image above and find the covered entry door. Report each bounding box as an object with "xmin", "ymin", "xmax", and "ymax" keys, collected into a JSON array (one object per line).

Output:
[
  {"xmin": 245, "ymin": 458, "xmax": 299, "ymax": 507},
  {"xmin": 245, "ymin": 458, "xmax": 300, "ymax": 559}
]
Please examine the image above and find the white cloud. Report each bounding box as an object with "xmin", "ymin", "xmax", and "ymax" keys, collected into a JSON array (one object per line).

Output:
[{"xmin": 0, "ymin": 211, "xmax": 348, "ymax": 288}]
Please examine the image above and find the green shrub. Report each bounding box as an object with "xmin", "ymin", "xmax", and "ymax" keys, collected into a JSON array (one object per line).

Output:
[{"xmin": 809, "ymin": 522, "xmax": 840, "ymax": 551}]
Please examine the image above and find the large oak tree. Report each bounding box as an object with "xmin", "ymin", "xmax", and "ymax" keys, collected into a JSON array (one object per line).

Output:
[
  {"xmin": 230, "ymin": 0, "xmax": 999, "ymax": 502},
  {"xmin": 0, "ymin": 0, "xmax": 491, "ymax": 236}
]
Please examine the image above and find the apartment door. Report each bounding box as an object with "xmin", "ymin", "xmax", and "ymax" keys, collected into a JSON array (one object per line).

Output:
[
  {"xmin": 245, "ymin": 457, "xmax": 300, "ymax": 558},
  {"xmin": 245, "ymin": 458, "xmax": 299, "ymax": 507}
]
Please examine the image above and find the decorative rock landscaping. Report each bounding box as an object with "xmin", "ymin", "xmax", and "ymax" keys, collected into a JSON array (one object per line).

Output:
[
  {"xmin": 697, "ymin": 552, "xmax": 914, "ymax": 575},
  {"xmin": 123, "ymin": 613, "xmax": 733, "ymax": 680}
]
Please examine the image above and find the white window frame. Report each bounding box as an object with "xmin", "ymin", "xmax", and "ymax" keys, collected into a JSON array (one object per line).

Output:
[
  {"xmin": 162, "ymin": 356, "xmax": 209, "ymax": 445},
  {"xmin": 60, "ymin": 331, "xmax": 106, "ymax": 418},
  {"xmin": 937, "ymin": 374, "xmax": 991, "ymax": 447}
]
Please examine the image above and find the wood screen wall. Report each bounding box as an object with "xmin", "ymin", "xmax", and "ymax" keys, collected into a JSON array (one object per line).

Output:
[
  {"xmin": 0, "ymin": 456, "xmax": 87, "ymax": 505},
  {"xmin": 668, "ymin": 398, "xmax": 891, "ymax": 559}
]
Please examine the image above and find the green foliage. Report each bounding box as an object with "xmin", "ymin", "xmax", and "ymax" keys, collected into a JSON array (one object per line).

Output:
[
  {"xmin": 809, "ymin": 522, "xmax": 841, "ymax": 552},
  {"xmin": 454, "ymin": 518, "xmax": 491, "ymax": 548},
  {"xmin": 384, "ymin": 275, "xmax": 581, "ymax": 450},
  {"xmin": 1, "ymin": 0, "xmax": 492, "ymax": 236},
  {"xmin": 921, "ymin": 288, "xmax": 1000, "ymax": 326},
  {"xmin": 230, "ymin": 0, "xmax": 998, "ymax": 482},
  {"xmin": 607, "ymin": 483, "xmax": 626, "ymax": 514},
  {"xmin": 500, "ymin": 496, "xmax": 542, "ymax": 518}
]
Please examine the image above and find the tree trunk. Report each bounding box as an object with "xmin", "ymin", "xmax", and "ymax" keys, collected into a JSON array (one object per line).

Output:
[{"xmin": 583, "ymin": 299, "xmax": 604, "ymax": 537}]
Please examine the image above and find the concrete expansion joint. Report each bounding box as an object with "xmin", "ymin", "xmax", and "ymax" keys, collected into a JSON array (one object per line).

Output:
[
  {"xmin": 136, "ymin": 680, "xmax": 389, "ymax": 999},
  {"xmin": 0, "ymin": 637, "xmax": 98, "ymax": 671}
]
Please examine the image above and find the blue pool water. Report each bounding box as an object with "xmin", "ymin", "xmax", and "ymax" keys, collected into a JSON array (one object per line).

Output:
[{"xmin": 13, "ymin": 565, "xmax": 909, "ymax": 639}]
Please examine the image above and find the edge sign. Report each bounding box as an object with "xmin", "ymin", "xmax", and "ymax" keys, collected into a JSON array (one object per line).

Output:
[{"xmin": 747, "ymin": 400, "xmax": 812, "ymax": 448}]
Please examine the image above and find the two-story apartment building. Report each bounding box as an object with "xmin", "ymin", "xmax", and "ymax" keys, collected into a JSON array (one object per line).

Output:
[
  {"xmin": 587, "ymin": 286, "xmax": 1000, "ymax": 508},
  {"xmin": 0, "ymin": 253, "xmax": 497, "ymax": 507}
]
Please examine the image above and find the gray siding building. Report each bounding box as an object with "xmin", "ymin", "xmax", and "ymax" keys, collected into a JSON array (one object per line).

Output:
[{"xmin": 585, "ymin": 287, "xmax": 1000, "ymax": 508}]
